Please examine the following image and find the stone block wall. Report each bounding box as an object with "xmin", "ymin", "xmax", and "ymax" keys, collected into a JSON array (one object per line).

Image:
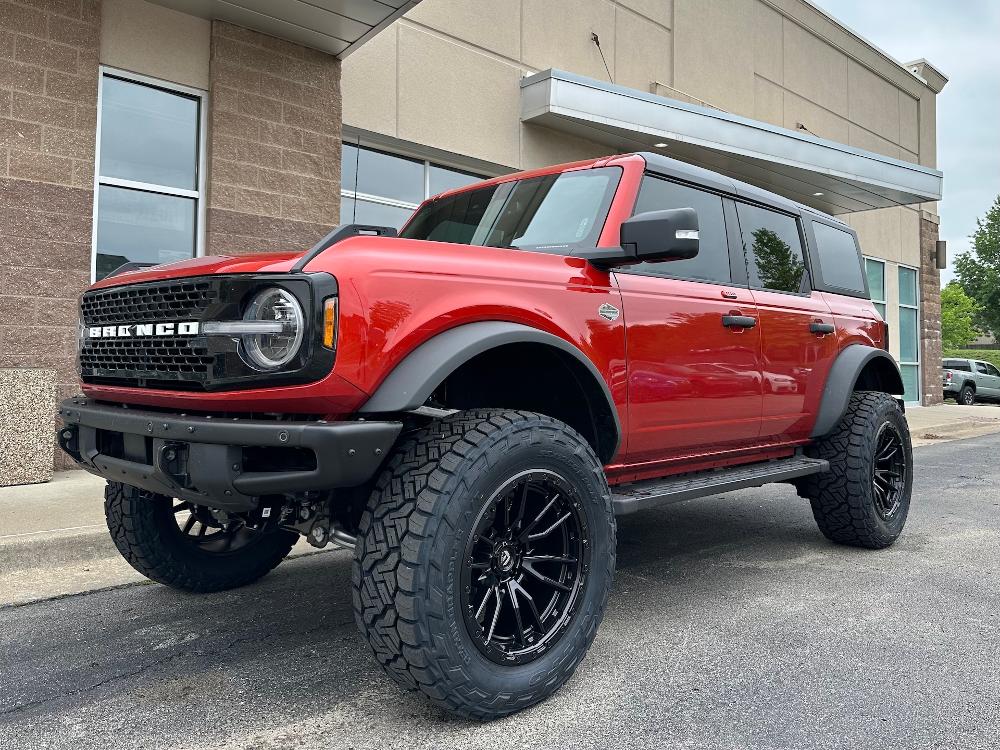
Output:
[
  {"xmin": 920, "ymin": 213, "xmax": 943, "ymax": 406},
  {"xmin": 206, "ymin": 20, "xmax": 341, "ymax": 255},
  {"xmin": 0, "ymin": 0, "xmax": 101, "ymax": 470}
]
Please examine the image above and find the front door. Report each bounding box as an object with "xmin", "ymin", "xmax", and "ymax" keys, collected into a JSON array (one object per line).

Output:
[
  {"xmin": 734, "ymin": 202, "xmax": 838, "ymax": 443},
  {"xmin": 975, "ymin": 361, "xmax": 1000, "ymax": 398},
  {"xmin": 617, "ymin": 175, "xmax": 763, "ymax": 467}
]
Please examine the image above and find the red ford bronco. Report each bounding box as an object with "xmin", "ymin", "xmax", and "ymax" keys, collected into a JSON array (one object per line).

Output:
[{"xmin": 60, "ymin": 152, "xmax": 912, "ymax": 720}]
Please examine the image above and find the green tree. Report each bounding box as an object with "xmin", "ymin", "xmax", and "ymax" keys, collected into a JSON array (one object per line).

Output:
[
  {"xmin": 751, "ymin": 227, "xmax": 805, "ymax": 292},
  {"xmin": 955, "ymin": 195, "xmax": 1000, "ymax": 338},
  {"xmin": 940, "ymin": 281, "xmax": 979, "ymax": 349}
]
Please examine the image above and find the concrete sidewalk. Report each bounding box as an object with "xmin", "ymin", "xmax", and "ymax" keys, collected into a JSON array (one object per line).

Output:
[
  {"xmin": 2, "ymin": 402, "xmax": 999, "ymax": 606},
  {"xmin": 905, "ymin": 402, "xmax": 1000, "ymax": 446}
]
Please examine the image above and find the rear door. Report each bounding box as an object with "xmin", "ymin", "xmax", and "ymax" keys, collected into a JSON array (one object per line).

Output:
[
  {"xmin": 615, "ymin": 174, "xmax": 763, "ymax": 466},
  {"xmin": 734, "ymin": 202, "xmax": 838, "ymax": 443}
]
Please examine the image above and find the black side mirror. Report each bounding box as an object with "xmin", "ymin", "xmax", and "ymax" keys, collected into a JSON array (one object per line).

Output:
[
  {"xmin": 575, "ymin": 208, "xmax": 699, "ymax": 269},
  {"xmin": 620, "ymin": 208, "xmax": 699, "ymax": 262}
]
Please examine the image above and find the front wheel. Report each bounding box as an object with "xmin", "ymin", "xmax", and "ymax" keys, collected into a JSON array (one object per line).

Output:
[
  {"xmin": 352, "ymin": 410, "xmax": 616, "ymax": 721},
  {"xmin": 104, "ymin": 482, "xmax": 298, "ymax": 592},
  {"xmin": 802, "ymin": 391, "xmax": 913, "ymax": 549}
]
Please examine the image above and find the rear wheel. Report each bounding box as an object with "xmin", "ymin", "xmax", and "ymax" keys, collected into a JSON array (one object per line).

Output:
[
  {"xmin": 104, "ymin": 481, "xmax": 297, "ymax": 592},
  {"xmin": 959, "ymin": 384, "xmax": 976, "ymax": 405},
  {"xmin": 352, "ymin": 409, "xmax": 615, "ymax": 720},
  {"xmin": 802, "ymin": 391, "xmax": 912, "ymax": 549}
]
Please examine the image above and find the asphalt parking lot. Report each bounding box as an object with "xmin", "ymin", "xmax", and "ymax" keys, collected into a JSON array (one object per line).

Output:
[{"xmin": 2, "ymin": 434, "xmax": 999, "ymax": 750}]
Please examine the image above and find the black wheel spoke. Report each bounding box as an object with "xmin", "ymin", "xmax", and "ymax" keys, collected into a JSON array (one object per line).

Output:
[
  {"xmin": 518, "ymin": 493, "xmax": 560, "ymax": 541},
  {"xmin": 527, "ymin": 511, "xmax": 571, "ymax": 541},
  {"xmin": 475, "ymin": 586, "xmax": 494, "ymax": 620},
  {"xmin": 522, "ymin": 560, "xmax": 571, "ymax": 592},
  {"xmin": 506, "ymin": 581, "xmax": 526, "ymax": 647},
  {"xmin": 182, "ymin": 514, "xmax": 196, "ymax": 534},
  {"xmin": 486, "ymin": 586, "xmax": 503, "ymax": 643},
  {"xmin": 522, "ymin": 554, "xmax": 577, "ymax": 565},
  {"xmin": 513, "ymin": 481, "xmax": 529, "ymax": 531},
  {"xmin": 510, "ymin": 578, "xmax": 546, "ymax": 633},
  {"xmin": 172, "ymin": 501, "xmax": 191, "ymax": 515}
]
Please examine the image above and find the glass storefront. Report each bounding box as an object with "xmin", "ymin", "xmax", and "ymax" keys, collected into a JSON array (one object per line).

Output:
[
  {"xmin": 93, "ymin": 70, "xmax": 204, "ymax": 281},
  {"xmin": 340, "ymin": 143, "xmax": 484, "ymax": 230}
]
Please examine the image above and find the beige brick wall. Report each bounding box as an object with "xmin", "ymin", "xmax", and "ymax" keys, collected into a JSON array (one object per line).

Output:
[
  {"xmin": 0, "ymin": 0, "xmax": 101, "ymax": 470},
  {"xmin": 206, "ymin": 21, "xmax": 342, "ymax": 255}
]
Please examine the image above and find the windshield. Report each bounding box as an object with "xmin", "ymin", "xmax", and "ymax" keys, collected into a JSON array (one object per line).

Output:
[{"xmin": 400, "ymin": 167, "xmax": 621, "ymax": 253}]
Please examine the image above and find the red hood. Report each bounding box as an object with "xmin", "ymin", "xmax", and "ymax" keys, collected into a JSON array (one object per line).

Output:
[{"xmin": 89, "ymin": 252, "xmax": 303, "ymax": 290}]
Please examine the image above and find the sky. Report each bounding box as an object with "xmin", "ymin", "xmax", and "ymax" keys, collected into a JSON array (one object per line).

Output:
[{"xmin": 817, "ymin": 0, "xmax": 1000, "ymax": 285}]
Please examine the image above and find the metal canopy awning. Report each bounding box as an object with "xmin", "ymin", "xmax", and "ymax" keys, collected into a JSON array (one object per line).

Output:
[
  {"xmin": 151, "ymin": 0, "xmax": 420, "ymax": 58},
  {"xmin": 521, "ymin": 69, "xmax": 942, "ymax": 215}
]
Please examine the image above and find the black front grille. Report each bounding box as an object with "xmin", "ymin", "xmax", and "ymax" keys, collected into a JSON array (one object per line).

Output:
[
  {"xmin": 81, "ymin": 279, "xmax": 224, "ymax": 389},
  {"xmin": 81, "ymin": 281, "xmax": 217, "ymax": 325},
  {"xmin": 80, "ymin": 337, "xmax": 215, "ymax": 376}
]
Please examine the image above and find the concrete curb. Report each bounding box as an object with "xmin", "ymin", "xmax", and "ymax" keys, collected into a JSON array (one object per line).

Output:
[
  {"xmin": 0, "ymin": 526, "xmax": 115, "ymax": 569},
  {"xmin": 0, "ymin": 526, "xmax": 341, "ymax": 575}
]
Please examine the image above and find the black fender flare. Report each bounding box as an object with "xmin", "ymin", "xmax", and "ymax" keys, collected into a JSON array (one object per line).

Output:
[
  {"xmin": 811, "ymin": 344, "xmax": 906, "ymax": 438},
  {"xmin": 358, "ymin": 321, "xmax": 622, "ymax": 457}
]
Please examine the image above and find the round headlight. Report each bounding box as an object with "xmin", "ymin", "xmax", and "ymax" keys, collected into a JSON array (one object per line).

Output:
[{"xmin": 241, "ymin": 288, "xmax": 304, "ymax": 370}]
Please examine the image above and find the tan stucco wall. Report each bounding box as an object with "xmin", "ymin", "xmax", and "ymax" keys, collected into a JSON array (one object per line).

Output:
[
  {"xmin": 342, "ymin": 0, "xmax": 937, "ymax": 176},
  {"xmin": 100, "ymin": 0, "xmax": 211, "ymax": 89}
]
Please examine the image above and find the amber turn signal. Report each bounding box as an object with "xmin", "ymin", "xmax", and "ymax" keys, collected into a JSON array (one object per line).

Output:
[{"xmin": 323, "ymin": 297, "xmax": 338, "ymax": 349}]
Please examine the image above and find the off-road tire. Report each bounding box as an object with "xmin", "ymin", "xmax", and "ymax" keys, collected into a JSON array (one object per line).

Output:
[
  {"xmin": 104, "ymin": 481, "xmax": 297, "ymax": 592},
  {"xmin": 959, "ymin": 384, "xmax": 975, "ymax": 406},
  {"xmin": 352, "ymin": 409, "xmax": 616, "ymax": 721},
  {"xmin": 801, "ymin": 391, "xmax": 912, "ymax": 549}
]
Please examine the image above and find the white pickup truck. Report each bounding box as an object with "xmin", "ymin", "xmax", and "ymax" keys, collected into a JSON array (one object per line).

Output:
[{"xmin": 943, "ymin": 358, "xmax": 1000, "ymax": 405}]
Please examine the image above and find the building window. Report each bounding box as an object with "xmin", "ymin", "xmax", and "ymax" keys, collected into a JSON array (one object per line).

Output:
[
  {"xmin": 92, "ymin": 69, "xmax": 206, "ymax": 281},
  {"xmin": 864, "ymin": 258, "xmax": 887, "ymax": 319},
  {"xmin": 898, "ymin": 265, "xmax": 920, "ymax": 404},
  {"xmin": 341, "ymin": 143, "xmax": 485, "ymax": 230}
]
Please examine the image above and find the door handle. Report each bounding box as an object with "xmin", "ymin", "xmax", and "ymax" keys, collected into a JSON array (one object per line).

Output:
[
  {"xmin": 722, "ymin": 315, "xmax": 757, "ymax": 329},
  {"xmin": 810, "ymin": 322, "xmax": 835, "ymax": 335}
]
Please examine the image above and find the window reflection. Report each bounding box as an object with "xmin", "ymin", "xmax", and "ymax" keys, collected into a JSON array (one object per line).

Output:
[
  {"xmin": 100, "ymin": 76, "xmax": 199, "ymax": 190},
  {"xmin": 750, "ymin": 227, "xmax": 806, "ymax": 292},
  {"xmin": 95, "ymin": 186, "xmax": 196, "ymax": 279},
  {"xmin": 737, "ymin": 204, "xmax": 807, "ymax": 293}
]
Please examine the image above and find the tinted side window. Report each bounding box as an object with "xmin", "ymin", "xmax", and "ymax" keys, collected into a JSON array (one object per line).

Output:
[
  {"xmin": 987, "ymin": 363, "xmax": 1000, "ymax": 377},
  {"xmin": 944, "ymin": 360, "xmax": 972, "ymax": 372},
  {"xmin": 630, "ymin": 175, "xmax": 731, "ymax": 284},
  {"xmin": 813, "ymin": 221, "xmax": 865, "ymax": 293},
  {"xmin": 975, "ymin": 362, "xmax": 989, "ymax": 375},
  {"xmin": 737, "ymin": 203, "xmax": 808, "ymax": 293}
]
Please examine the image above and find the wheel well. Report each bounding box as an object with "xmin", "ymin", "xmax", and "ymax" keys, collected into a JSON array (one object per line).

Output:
[
  {"xmin": 428, "ymin": 342, "xmax": 619, "ymax": 463},
  {"xmin": 962, "ymin": 380, "xmax": 976, "ymax": 391},
  {"xmin": 854, "ymin": 356, "xmax": 905, "ymax": 394}
]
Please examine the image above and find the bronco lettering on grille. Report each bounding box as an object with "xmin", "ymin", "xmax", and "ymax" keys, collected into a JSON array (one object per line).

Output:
[{"xmin": 87, "ymin": 322, "xmax": 201, "ymax": 338}]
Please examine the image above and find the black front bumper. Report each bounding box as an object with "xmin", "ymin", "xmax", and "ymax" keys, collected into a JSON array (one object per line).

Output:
[{"xmin": 57, "ymin": 398, "xmax": 402, "ymax": 512}]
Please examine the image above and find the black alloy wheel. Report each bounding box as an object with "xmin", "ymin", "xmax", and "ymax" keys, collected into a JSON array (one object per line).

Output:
[
  {"xmin": 461, "ymin": 469, "xmax": 589, "ymax": 666},
  {"xmin": 171, "ymin": 501, "xmax": 268, "ymax": 554},
  {"xmin": 871, "ymin": 422, "xmax": 906, "ymax": 519},
  {"xmin": 104, "ymin": 481, "xmax": 297, "ymax": 592}
]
